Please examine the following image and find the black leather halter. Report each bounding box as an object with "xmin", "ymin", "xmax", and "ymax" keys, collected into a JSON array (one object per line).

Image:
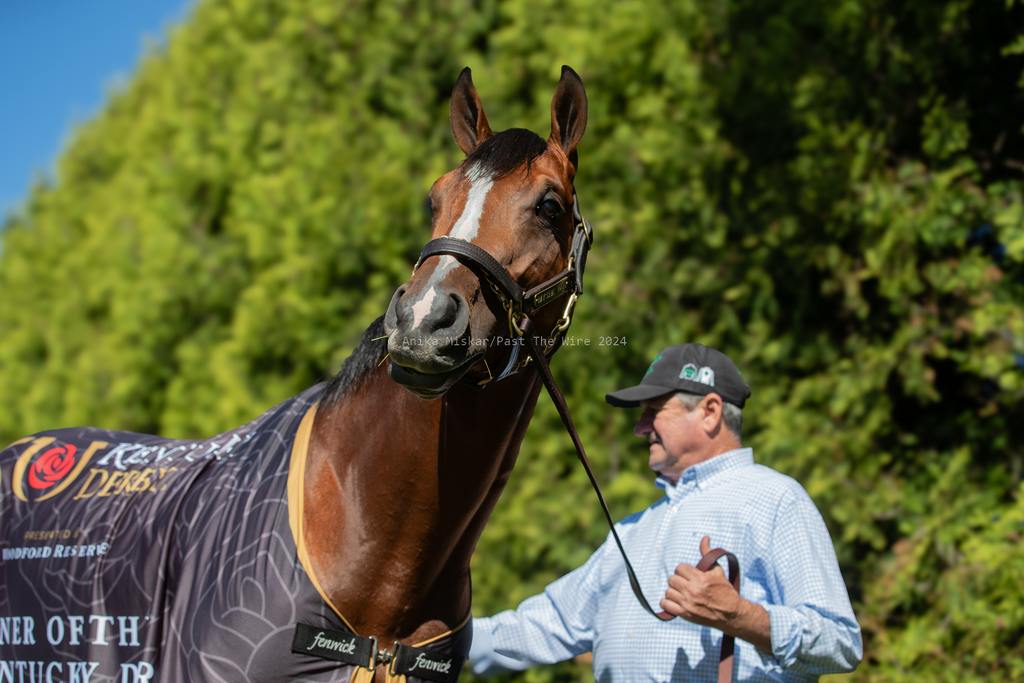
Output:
[{"xmin": 413, "ymin": 192, "xmax": 593, "ymax": 383}]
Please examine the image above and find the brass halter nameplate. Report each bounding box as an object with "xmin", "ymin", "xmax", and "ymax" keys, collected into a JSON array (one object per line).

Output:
[{"xmin": 525, "ymin": 276, "xmax": 573, "ymax": 311}]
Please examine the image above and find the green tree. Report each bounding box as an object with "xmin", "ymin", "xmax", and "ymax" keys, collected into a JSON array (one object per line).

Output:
[{"xmin": 1, "ymin": 1, "xmax": 1021, "ymax": 680}]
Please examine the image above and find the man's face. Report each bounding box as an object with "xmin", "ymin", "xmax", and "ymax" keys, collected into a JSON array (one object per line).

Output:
[{"xmin": 633, "ymin": 394, "xmax": 707, "ymax": 483}]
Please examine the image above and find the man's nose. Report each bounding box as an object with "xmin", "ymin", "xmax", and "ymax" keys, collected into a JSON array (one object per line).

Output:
[{"xmin": 633, "ymin": 408, "xmax": 655, "ymax": 437}]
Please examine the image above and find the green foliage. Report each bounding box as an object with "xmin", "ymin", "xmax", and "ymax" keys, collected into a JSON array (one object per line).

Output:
[{"xmin": 2, "ymin": 0, "xmax": 1022, "ymax": 680}]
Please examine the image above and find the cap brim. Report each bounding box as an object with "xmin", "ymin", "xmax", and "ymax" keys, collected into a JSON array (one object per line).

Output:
[{"xmin": 605, "ymin": 384, "xmax": 677, "ymax": 408}]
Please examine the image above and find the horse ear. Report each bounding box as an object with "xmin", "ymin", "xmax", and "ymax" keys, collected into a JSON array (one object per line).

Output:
[
  {"xmin": 450, "ymin": 67, "xmax": 493, "ymax": 156},
  {"xmin": 549, "ymin": 65, "xmax": 588, "ymax": 162}
]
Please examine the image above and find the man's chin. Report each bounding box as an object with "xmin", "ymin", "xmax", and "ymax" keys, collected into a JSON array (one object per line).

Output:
[
  {"xmin": 648, "ymin": 449, "xmax": 669, "ymax": 476},
  {"xmin": 648, "ymin": 448, "xmax": 683, "ymax": 482}
]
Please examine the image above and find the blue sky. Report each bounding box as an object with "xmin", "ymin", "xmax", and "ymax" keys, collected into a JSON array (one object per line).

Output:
[{"xmin": 0, "ymin": 0, "xmax": 194, "ymax": 220}]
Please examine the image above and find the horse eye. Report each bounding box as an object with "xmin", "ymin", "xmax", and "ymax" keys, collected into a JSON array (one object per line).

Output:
[
  {"xmin": 536, "ymin": 198, "xmax": 563, "ymax": 221},
  {"xmin": 423, "ymin": 196, "xmax": 434, "ymax": 220}
]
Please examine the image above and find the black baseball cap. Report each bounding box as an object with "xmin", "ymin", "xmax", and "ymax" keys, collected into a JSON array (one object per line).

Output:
[{"xmin": 605, "ymin": 343, "xmax": 751, "ymax": 408}]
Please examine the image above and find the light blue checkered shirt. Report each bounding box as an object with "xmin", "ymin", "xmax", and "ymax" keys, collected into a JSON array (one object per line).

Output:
[{"xmin": 469, "ymin": 448, "xmax": 862, "ymax": 681}]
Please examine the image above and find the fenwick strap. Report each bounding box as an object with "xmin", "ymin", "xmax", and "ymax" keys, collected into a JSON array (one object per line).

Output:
[
  {"xmin": 389, "ymin": 641, "xmax": 461, "ymax": 682},
  {"xmin": 520, "ymin": 317, "xmax": 741, "ymax": 683},
  {"xmin": 292, "ymin": 623, "xmax": 376, "ymax": 669},
  {"xmin": 292, "ymin": 623, "xmax": 462, "ymax": 682}
]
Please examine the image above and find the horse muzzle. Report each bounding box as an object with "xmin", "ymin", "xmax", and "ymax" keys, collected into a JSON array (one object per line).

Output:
[{"xmin": 383, "ymin": 284, "xmax": 484, "ymax": 397}]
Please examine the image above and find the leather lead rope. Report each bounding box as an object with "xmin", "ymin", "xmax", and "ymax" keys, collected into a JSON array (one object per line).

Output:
[
  {"xmin": 520, "ymin": 317, "xmax": 740, "ymax": 683},
  {"xmin": 696, "ymin": 549, "xmax": 741, "ymax": 683}
]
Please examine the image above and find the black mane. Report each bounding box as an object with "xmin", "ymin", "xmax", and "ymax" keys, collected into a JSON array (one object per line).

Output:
[
  {"xmin": 465, "ymin": 128, "xmax": 547, "ymax": 177},
  {"xmin": 320, "ymin": 316, "xmax": 388, "ymax": 405}
]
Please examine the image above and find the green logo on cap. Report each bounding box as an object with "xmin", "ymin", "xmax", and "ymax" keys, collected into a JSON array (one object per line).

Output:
[
  {"xmin": 644, "ymin": 354, "xmax": 664, "ymax": 379},
  {"xmin": 679, "ymin": 363, "xmax": 715, "ymax": 386}
]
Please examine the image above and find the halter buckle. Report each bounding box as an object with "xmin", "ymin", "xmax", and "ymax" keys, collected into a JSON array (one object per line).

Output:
[{"xmin": 508, "ymin": 302, "xmax": 526, "ymax": 338}]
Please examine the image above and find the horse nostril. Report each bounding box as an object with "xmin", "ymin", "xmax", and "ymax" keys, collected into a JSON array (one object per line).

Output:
[
  {"xmin": 422, "ymin": 292, "xmax": 467, "ymax": 337},
  {"xmin": 429, "ymin": 293, "xmax": 461, "ymax": 331},
  {"xmin": 446, "ymin": 293, "xmax": 464, "ymax": 324},
  {"xmin": 385, "ymin": 286, "xmax": 408, "ymax": 331}
]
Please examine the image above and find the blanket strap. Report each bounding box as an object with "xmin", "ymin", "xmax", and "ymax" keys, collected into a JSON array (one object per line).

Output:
[{"xmin": 292, "ymin": 623, "xmax": 463, "ymax": 683}]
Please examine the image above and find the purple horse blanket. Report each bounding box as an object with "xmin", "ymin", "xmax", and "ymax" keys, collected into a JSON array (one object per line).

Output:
[{"xmin": 0, "ymin": 385, "xmax": 467, "ymax": 682}]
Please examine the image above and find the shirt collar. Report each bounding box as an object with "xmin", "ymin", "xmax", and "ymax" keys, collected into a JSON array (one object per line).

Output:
[{"xmin": 654, "ymin": 448, "xmax": 754, "ymax": 501}]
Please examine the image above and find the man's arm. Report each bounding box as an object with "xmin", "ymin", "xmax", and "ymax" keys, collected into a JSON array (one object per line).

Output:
[
  {"xmin": 661, "ymin": 490, "xmax": 862, "ymax": 676},
  {"xmin": 760, "ymin": 488, "xmax": 862, "ymax": 674},
  {"xmin": 469, "ymin": 533, "xmax": 614, "ymax": 676}
]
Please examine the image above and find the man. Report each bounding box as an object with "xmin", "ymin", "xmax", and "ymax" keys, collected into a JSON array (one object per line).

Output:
[{"xmin": 469, "ymin": 344, "xmax": 862, "ymax": 681}]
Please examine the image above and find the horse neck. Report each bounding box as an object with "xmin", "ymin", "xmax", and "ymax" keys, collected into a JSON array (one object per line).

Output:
[{"xmin": 304, "ymin": 364, "xmax": 541, "ymax": 641}]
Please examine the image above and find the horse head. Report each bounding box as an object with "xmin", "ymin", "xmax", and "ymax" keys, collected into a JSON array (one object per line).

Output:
[{"xmin": 384, "ymin": 66, "xmax": 588, "ymax": 398}]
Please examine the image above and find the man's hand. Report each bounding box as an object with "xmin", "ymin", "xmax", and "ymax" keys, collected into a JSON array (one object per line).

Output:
[
  {"xmin": 660, "ymin": 535, "xmax": 741, "ymax": 630},
  {"xmin": 660, "ymin": 535, "xmax": 773, "ymax": 653}
]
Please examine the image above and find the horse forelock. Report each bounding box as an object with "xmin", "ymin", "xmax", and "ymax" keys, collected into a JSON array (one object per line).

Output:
[{"xmin": 463, "ymin": 128, "xmax": 548, "ymax": 179}]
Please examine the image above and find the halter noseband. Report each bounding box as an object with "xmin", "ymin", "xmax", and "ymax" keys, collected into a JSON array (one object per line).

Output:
[{"xmin": 412, "ymin": 193, "xmax": 593, "ymax": 384}]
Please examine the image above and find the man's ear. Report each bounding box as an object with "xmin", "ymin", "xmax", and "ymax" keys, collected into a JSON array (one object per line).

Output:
[
  {"xmin": 450, "ymin": 67, "xmax": 493, "ymax": 156},
  {"xmin": 702, "ymin": 394, "xmax": 724, "ymax": 430}
]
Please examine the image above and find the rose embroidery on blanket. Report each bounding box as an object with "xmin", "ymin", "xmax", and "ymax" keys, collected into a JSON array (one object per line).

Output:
[{"xmin": 28, "ymin": 445, "xmax": 78, "ymax": 490}]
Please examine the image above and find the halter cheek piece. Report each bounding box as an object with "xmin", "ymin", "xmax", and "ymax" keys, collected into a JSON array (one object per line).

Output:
[{"xmin": 413, "ymin": 192, "xmax": 592, "ymax": 383}]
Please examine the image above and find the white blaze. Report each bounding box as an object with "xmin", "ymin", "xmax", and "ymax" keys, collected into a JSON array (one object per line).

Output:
[
  {"xmin": 410, "ymin": 164, "xmax": 493, "ymax": 328},
  {"xmin": 449, "ymin": 163, "xmax": 494, "ymax": 241}
]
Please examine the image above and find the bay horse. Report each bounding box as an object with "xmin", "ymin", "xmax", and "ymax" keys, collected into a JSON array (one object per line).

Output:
[{"xmin": 0, "ymin": 66, "xmax": 589, "ymax": 682}]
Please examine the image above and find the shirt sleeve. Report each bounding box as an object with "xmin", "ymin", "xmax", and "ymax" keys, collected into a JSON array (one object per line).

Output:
[
  {"xmin": 468, "ymin": 534, "xmax": 614, "ymax": 676},
  {"xmin": 763, "ymin": 487, "xmax": 863, "ymax": 674}
]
